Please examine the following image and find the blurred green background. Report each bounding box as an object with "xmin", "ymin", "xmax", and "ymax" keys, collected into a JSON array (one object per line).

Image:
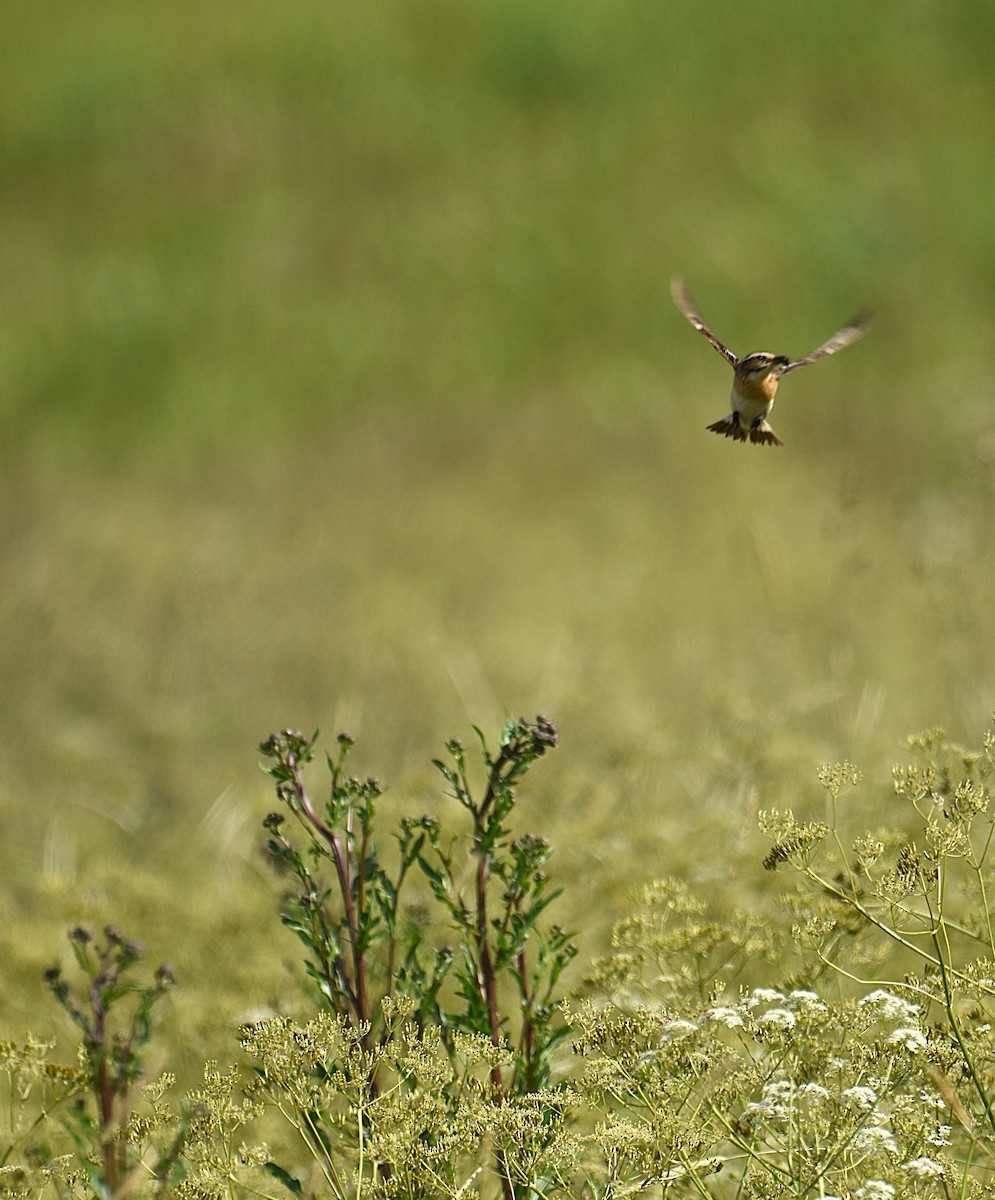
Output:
[{"xmin": 3, "ymin": 0, "xmax": 995, "ymax": 1076}]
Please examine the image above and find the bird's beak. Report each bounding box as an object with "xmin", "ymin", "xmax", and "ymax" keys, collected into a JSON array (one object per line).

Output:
[{"xmin": 774, "ymin": 356, "xmax": 790, "ymax": 366}]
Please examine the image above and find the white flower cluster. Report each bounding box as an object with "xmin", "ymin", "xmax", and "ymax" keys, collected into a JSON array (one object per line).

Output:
[
  {"xmin": 658, "ymin": 1018, "xmax": 698, "ymax": 1043},
  {"xmin": 739, "ymin": 1078, "xmax": 833, "ymax": 1131},
  {"xmin": 745, "ymin": 988, "xmax": 786, "ymax": 1009},
  {"xmin": 699, "ymin": 988, "xmax": 828, "ymax": 1036},
  {"xmin": 704, "ymin": 1005, "xmax": 744, "ymax": 1029},
  {"xmin": 841, "ymin": 1085, "xmax": 878, "ymax": 1111},
  {"xmin": 902, "ymin": 1156, "xmax": 945, "ymax": 1180},
  {"xmin": 853, "ymin": 989, "xmax": 928, "ymax": 1055},
  {"xmin": 852, "ymin": 1124, "xmax": 899, "ymax": 1158},
  {"xmin": 639, "ymin": 983, "xmax": 946, "ymax": 1193},
  {"xmin": 785, "ymin": 988, "xmax": 828, "ymax": 1015},
  {"xmin": 886, "ymin": 1026, "xmax": 927, "ymax": 1053},
  {"xmin": 653, "ymin": 987, "xmax": 837, "ymax": 1049},
  {"xmin": 740, "ymin": 1079, "xmax": 797, "ymax": 1128},
  {"xmin": 857, "ymin": 989, "xmax": 920, "ymax": 1023},
  {"xmin": 759, "ymin": 1007, "xmax": 796, "ymax": 1031},
  {"xmin": 925, "ymin": 1124, "xmax": 951, "ymax": 1147},
  {"xmin": 854, "ymin": 1181, "xmax": 895, "ymax": 1200}
]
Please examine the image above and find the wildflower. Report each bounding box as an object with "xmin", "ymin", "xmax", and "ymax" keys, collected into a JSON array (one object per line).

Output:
[
  {"xmin": 854, "ymin": 1182, "xmax": 895, "ymax": 1200},
  {"xmin": 705, "ymin": 1006, "xmax": 745, "ymax": 1029},
  {"xmin": 659, "ymin": 1019, "xmax": 698, "ymax": 1042},
  {"xmin": 787, "ymin": 989, "xmax": 827, "ymax": 1014},
  {"xmin": 902, "ymin": 1157, "xmax": 944, "ymax": 1180},
  {"xmin": 739, "ymin": 1103, "xmax": 764, "ymax": 1131},
  {"xmin": 926, "ymin": 1125, "xmax": 952, "ymax": 1147},
  {"xmin": 741, "ymin": 1080, "xmax": 794, "ymax": 1127},
  {"xmin": 763, "ymin": 1080, "xmax": 795, "ymax": 1104},
  {"xmin": 853, "ymin": 1125, "xmax": 899, "ymax": 1157},
  {"xmin": 758, "ymin": 1008, "xmax": 796, "ymax": 1030},
  {"xmin": 858, "ymin": 990, "xmax": 919, "ymax": 1023},
  {"xmin": 887, "ymin": 1027, "xmax": 927, "ymax": 1053},
  {"xmin": 842, "ymin": 1085, "xmax": 878, "ymax": 1111},
  {"xmin": 798, "ymin": 1083, "xmax": 830, "ymax": 1104},
  {"xmin": 746, "ymin": 988, "xmax": 786, "ymax": 1008},
  {"xmin": 854, "ymin": 834, "xmax": 884, "ymax": 866},
  {"xmin": 741, "ymin": 1098, "xmax": 782, "ymax": 1128}
]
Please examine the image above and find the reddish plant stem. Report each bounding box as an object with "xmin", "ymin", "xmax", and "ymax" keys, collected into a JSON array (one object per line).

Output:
[
  {"xmin": 289, "ymin": 761, "xmax": 373, "ymax": 1074},
  {"xmin": 90, "ymin": 980, "xmax": 118, "ymax": 1192},
  {"xmin": 474, "ymin": 767, "xmax": 516, "ymax": 1200}
]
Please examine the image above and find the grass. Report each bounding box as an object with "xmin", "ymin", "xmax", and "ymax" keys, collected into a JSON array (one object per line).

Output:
[
  {"xmin": 6, "ymin": 720, "xmax": 995, "ymax": 1196},
  {"xmin": 2, "ymin": 0, "xmax": 995, "ymax": 1102}
]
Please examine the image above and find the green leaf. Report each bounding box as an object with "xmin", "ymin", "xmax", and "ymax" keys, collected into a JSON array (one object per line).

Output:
[
  {"xmin": 415, "ymin": 857, "xmax": 443, "ymax": 886},
  {"xmin": 264, "ymin": 1161, "xmax": 303, "ymax": 1196}
]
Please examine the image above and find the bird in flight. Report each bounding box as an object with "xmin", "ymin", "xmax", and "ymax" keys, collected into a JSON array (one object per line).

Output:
[{"xmin": 671, "ymin": 276, "xmax": 871, "ymax": 446}]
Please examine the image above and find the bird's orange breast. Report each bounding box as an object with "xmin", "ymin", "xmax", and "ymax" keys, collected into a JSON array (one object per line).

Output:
[{"xmin": 734, "ymin": 373, "xmax": 780, "ymax": 402}]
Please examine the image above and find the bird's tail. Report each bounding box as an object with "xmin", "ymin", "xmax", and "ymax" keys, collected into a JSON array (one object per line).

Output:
[
  {"xmin": 749, "ymin": 420, "xmax": 783, "ymax": 447},
  {"xmin": 706, "ymin": 416, "xmax": 782, "ymax": 446},
  {"xmin": 706, "ymin": 415, "xmax": 747, "ymax": 442}
]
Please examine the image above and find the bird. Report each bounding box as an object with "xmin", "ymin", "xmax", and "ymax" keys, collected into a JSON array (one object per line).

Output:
[{"xmin": 671, "ymin": 276, "xmax": 871, "ymax": 446}]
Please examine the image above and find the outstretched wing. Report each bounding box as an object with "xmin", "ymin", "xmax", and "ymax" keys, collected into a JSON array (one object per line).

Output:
[
  {"xmin": 670, "ymin": 276, "xmax": 739, "ymax": 367},
  {"xmin": 775, "ymin": 310, "xmax": 873, "ymax": 378}
]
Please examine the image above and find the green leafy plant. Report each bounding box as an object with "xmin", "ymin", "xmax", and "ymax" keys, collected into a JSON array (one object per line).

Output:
[
  {"xmin": 44, "ymin": 925, "xmax": 179, "ymax": 1196},
  {"xmin": 256, "ymin": 716, "xmax": 574, "ymax": 1196},
  {"xmin": 425, "ymin": 717, "xmax": 574, "ymax": 1093}
]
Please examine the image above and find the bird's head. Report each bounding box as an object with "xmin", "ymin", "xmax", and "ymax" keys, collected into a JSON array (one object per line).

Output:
[{"xmin": 738, "ymin": 352, "xmax": 790, "ymax": 380}]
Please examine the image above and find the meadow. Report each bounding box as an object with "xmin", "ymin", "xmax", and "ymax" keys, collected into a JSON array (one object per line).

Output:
[{"xmin": 3, "ymin": 0, "xmax": 995, "ymax": 1192}]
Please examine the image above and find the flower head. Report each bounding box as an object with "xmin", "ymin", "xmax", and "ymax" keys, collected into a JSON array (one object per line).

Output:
[
  {"xmin": 854, "ymin": 1182, "xmax": 895, "ymax": 1200},
  {"xmin": 858, "ymin": 989, "xmax": 920, "ymax": 1023},
  {"xmin": 902, "ymin": 1157, "xmax": 944, "ymax": 1181},
  {"xmin": 887, "ymin": 1027, "xmax": 927, "ymax": 1053},
  {"xmin": 842, "ymin": 1085, "xmax": 878, "ymax": 1111},
  {"xmin": 705, "ymin": 1006, "xmax": 745, "ymax": 1029}
]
